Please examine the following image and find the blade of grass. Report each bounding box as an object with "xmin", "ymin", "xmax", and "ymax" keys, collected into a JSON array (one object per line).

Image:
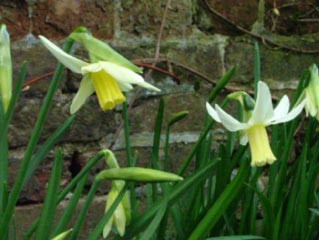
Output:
[
  {"xmin": 253, "ymin": 42, "xmax": 261, "ymax": 95},
  {"xmin": 188, "ymin": 162, "xmax": 250, "ymax": 240},
  {"xmin": 35, "ymin": 149, "xmax": 63, "ymax": 240},
  {"xmin": 208, "ymin": 67, "xmax": 236, "ymax": 103},
  {"xmin": 152, "ymin": 97, "xmax": 164, "ymax": 169},
  {"xmin": 70, "ymin": 180, "xmax": 100, "ymax": 240},
  {"xmin": 122, "ymin": 101, "xmax": 138, "ymax": 215},
  {"xmin": 280, "ymin": 144, "xmax": 308, "ymax": 239},
  {"xmin": 151, "ymin": 98, "xmax": 164, "ymax": 204},
  {"xmin": 23, "ymin": 115, "xmax": 76, "ymax": 186},
  {"xmin": 270, "ymin": 117, "xmax": 299, "ymax": 211},
  {"xmin": 140, "ymin": 199, "xmax": 168, "ymax": 240},
  {"xmin": 52, "ymin": 173, "xmax": 88, "ymax": 237}
]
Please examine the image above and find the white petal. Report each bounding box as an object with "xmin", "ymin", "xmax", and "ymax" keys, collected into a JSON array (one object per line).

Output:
[
  {"xmin": 114, "ymin": 203, "xmax": 126, "ymax": 236},
  {"xmin": 239, "ymin": 133, "xmax": 248, "ymax": 145},
  {"xmin": 273, "ymin": 95, "xmax": 290, "ymax": 119},
  {"xmin": 215, "ymin": 105, "xmax": 248, "ymax": 131},
  {"xmin": 81, "ymin": 62, "xmax": 103, "ymax": 74},
  {"xmin": 70, "ymin": 75, "xmax": 95, "ymax": 114},
  {"xmin": 102, "ymin": 215, "xmax": 113, "ymax": 239},
  {"xmin": 39, "ymin": 36, "xmax": 88, "ymax": 74},
  {"xmin": 100, "ymin": 61, "xmax": 160, "ymax": 92},
  {"xmin": 269, "ymin": 99, "xmax": 306, "ymax": 125},
  {"xmin": 251, "ymin": 81, "xmax": 274, "ymax": 124},
  {"xmin": 206, "ymin": 102, "xmax": 221, "ymax": 122},
  {"xmin": 117, "ymin": 81, "xmax": 133, "ymax": 92}
]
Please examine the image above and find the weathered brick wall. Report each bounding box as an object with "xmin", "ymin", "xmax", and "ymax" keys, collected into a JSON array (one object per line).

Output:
[{"xmin": 1, "ymin": 0, "xmax": 318, "ymax": 203}]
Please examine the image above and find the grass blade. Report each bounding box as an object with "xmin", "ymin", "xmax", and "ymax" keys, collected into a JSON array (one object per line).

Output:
[
  {"xmin": 36, "ymin": 149, "xmax": 63, "ymax": 240},
  {"xmin": 188, "ymin": 162, "xmax": 250, "ymax": 240}
]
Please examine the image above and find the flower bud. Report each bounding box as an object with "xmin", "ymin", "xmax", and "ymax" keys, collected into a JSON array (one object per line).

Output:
[{"xmin": 0, "ymin": 24, "xmax": 12, "ymax": 112}]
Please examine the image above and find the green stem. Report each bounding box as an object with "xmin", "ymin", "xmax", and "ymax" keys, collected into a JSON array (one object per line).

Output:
[{"xmin": 122, "ymin": 101, "xmax": 133, "ymax": 166}]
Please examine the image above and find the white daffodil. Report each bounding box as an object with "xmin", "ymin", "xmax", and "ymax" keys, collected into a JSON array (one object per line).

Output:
[
  {"xmin": 0, "ymin": 24, "xmax": 12, "ymax": 112},
  {"xmin": 103, "ymin": 182, "xmax": 131, "ymax": 238},
  {"xmin": 206, "ymin": 81, "xmax": 306, "ymax": 167},
  {"xmin": 298, "ymin": 64, "xmax": 319, "ymax": 120},
  {"xmin": 39, "ymin": 36, "xmax": 160, "ymax": 114},
  {"xmin": 102, "ymin": 150, "xmax": 131, "ymax": 238}
]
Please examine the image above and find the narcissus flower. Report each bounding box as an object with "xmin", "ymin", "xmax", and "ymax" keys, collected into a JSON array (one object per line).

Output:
[
  {"xmin": 298, "ymin": 64, "xmax": 319, "ymax": 120},
  {"xmin": 102, "ymin": 150, "xmax": 130, "ymax": 238},
  {"xmin": 99, "ymin": 149, "xmax": 183, "ymax": 238},
  {"xmin": 39, "ymin": 36, "xmax": 160, "ymax": 114},
  {"xmin": 206, "ymin": 81, "xmax": 306, "ymax": 167},
  {"xmin": 0, "ymin": 24, "xmax": 12, "ymax": 112}
]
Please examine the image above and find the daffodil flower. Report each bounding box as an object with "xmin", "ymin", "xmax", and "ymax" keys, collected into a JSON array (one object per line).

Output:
[
  {"xmin": 102, "ymin": 150, "xmax": 131, "ymax": 238},
  {"xmin": 206, "ymin": 81, "xmax": 306, "ymax": 167},
  {"xmin": 0, "ymin": 24, "xmax": 12, "ymax": 112},
  {"xmin": 298, "ymin": 64, "xmax": 319, "ymax": 120},
  {"xmin": 39, "ymin": 36, "xmax": 160, "ymax": 114},
  {"xmin": 103, "ymin": 181, "xmax": 131, "ymax": 238}
]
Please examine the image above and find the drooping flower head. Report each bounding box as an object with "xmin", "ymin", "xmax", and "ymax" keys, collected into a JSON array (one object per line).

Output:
[
  {"xmin": 39, "ymin": 34, "xmax": 160, "ymax": 114},
  {"xmin": 102, "ymin": 150, "xmax": 131, "ymax": 238},
  {"xmin": 98, "ymin": 149, "xmax": 183, "ymax": 238},
  {"xmin": 206, "ymin": 81, "xmax": 306, "ymax": 167},
  {"xmin": 298, "ymin": 64, "xmax": 319, "ymax": 121},
  {"xmin": 0, "ymin": 24, "xmax": 12, "ymax": 112}
]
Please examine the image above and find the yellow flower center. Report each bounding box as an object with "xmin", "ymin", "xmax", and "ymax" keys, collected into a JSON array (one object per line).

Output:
[
  {"xmin": 91, "ymin": 70, "xmax": 126, "ymax": 110},
  {"xmin": 247, "ymin": 125, "xmax": 276, "ymax": 167}
]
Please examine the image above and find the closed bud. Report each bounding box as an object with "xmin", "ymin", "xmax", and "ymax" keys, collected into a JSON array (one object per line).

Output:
[
  {"xmin": 96, "ymin": 167, "xmax": 183, "ymax": 182},
  {"xmin": 0, "ymin": 24, "xmax": 12, "ymax": 112}
]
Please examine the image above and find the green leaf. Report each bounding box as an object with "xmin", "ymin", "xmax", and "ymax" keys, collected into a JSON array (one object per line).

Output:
[
  {"xmin": 70, "ymin": 180, "xmax": 100, "ymax": 240},
  {"xmin": 23, "ymin": 115, "xmax": 75, "ymax": 187},
  {"xmin": 52, "ymin": 174, "xmax": 88, "ymax": 237},
  {"xmin": 188, "ymin": 162, "xmax": 250, "ymax": 240},
  {"xmin": 140, "ymin": 200, "xmax": 168, "ymax": 240},
  {"xmin": 36, "ymin": 150, "xmax": 63, "ymax": 240},
  {"xmin": 253, "ymin": 42, "xmax": 261, "ymax": 96},
  {"xmin": 208, "ymin": 67, "xmax": 235, "ymax": 103}
]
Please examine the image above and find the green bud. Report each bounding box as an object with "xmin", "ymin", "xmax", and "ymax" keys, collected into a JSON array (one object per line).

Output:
[
  {"xmin": 244, "ymin": 94, "xmax": 255, "ymax": 111},
  {"xmin": 228, "ymin": 91, "xmax": 255, "ymax": 111},
  {"xmin": 72, "ymin": 26, "xmax": 91, "ymax": 34},
  {"xmin": 0, "ymin": 24, "xmax": 12, "ymax": 112},
  {"xmin": 168, "ymin": 110, "xmax": 189, "ymax": 127},
  {"xmin": 305, "ymin": 63, "xmax": 319, "ymax": 119},
  {"xmin": 228, "ymin": 91, "xmax": 255, "ymax": 122},
  {"xmin": 51, "ymin": 229, "xmax": 73, "ymax": 240},
  {"xmin": 96, "ymin": 167, "xmax": 183, "ymax": 182},
  {"xmin": 69, "ymin": 30, "xmax": 142, "ymax": 73}
]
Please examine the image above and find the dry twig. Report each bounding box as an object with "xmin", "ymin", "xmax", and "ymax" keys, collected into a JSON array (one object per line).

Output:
[{"xmin": 203, "ymin": 0, "xmax": 319, "ymax": 54}]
